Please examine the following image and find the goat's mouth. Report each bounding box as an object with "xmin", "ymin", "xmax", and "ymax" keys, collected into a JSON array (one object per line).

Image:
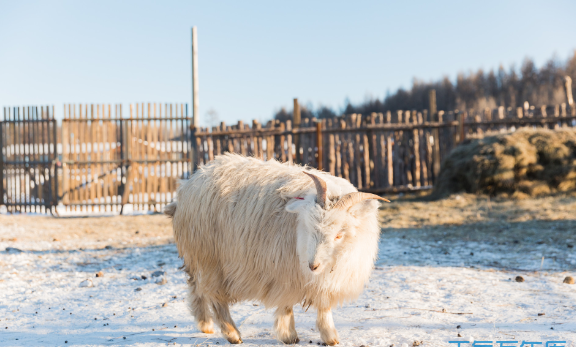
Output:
[{"xmin": 308, "ymin": 262, "xmax": 324, "ymax": 274}]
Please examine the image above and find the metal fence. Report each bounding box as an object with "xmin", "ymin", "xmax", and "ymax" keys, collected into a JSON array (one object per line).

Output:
[
  {"xmin": 0, "ymin": 107, "xmax": 58, "ymax": 213},
  {"xmin": 60, "ymin": 103, "xmax": 192, "ymax": 213}
]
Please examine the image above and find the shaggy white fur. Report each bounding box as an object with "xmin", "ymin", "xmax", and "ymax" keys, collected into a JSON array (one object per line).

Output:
[{"xmin": 165, "ymin": 154, "xmax": 382, "ymax": 345}]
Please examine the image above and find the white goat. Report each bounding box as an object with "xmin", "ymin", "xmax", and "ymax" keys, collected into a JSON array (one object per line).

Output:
[{"xmin": 165, "ymin": 153, "xmax": 387, "ymax": 345}]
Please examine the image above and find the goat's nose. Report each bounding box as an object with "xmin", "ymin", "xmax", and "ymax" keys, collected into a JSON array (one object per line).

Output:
[{"xmin": 309, "ymin": 263, "xmax": 320, "ymax": 271}]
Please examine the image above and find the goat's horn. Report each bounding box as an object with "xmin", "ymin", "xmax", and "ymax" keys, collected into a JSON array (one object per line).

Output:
[
  {"xmin": 303, "ymin": 171, "xmax": 327, "ymax": 208},
  {"xmin": 333, "ymin": 192, "xmax": 390, "ymax": 211}
]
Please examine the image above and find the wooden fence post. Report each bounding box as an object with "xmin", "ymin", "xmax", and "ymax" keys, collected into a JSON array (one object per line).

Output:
[
  {"xmin": 429, "ymin": 89, "xmax": 441, "ymax": 178},
  {"xmin": 316, "ymin": 121, "xmax": 323, "ymax": 171},
  {"xmin": 458, "ymin": 112, "xmax": 466, "ymax": 144},
  {"xmin": 516, "ymin": 107, "xmax": 523, "ymax": 119},
  {"xmin": 286, "ymin": 120, "xmax": 293, "ymax": 164},
  {"xmin": 190, "ymin": 123, "xmax": 198, "ymax": 171},
  {"xmin": 566, "ymin": 76, "xmax": 574, "ymax": 107},
  {"xmin": 293, "ymin": 98, "xmax": 301, "ymax": 164},
  {"xmin": 51, "ymin": 106, "xmax": 58, "ymax": 211},
  {"xmin": 412, "ymin": 111, "xmax": 420, "ymax": 187},
  {"xmin": 328, "ymin": 121, "xmax": 335, "ymax": 175},
  {"xmin": 428, "ymin": 89, "xmax": 437, "ymax": 121}
]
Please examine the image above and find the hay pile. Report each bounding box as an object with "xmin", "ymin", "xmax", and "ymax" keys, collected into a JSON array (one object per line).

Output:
[{"xmin": 432, "ymin": 128, "xmax": 576, "ymax": 198}]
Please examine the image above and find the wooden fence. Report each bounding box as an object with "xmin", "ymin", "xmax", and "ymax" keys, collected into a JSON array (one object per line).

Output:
[
  {"xmin": 196, "ymin": 112, "xmax": 456, "ymax": 193},
  {"xmin": 195, "ymin": 103, "xmax": 576, "ymax": 194},
  {"xmin": 459, "ymin": 104, "xmax": 576, "ymax": 138},
  {"xmin": 1, "ymin": 100, "xmax": 575, "ymax": 214}
]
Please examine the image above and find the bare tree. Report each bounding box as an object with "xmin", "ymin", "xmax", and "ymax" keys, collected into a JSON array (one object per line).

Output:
[
  {"xmin": 269, "ymin": 51, "xmax": 576, "ymax": 120},
  {"xmin": 204, "ymin": 108, "xmax": 220, "ymax": 128}
]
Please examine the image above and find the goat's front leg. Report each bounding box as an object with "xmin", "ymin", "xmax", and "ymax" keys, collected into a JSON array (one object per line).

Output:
[
  {"xmin": 211, "ymin": 301, "xmax": 242, "ymax": 344},
  {"xmin": 316, "ymin": 308, "xmax": 339, "ymax": 346},
  {"xmin": 274, "ymin": 306, "xmax": 299, "ymax": 344}
]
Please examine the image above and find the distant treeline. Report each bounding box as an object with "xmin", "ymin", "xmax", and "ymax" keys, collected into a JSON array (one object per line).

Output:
[{"xmin": 273, "ymin": 51, "xmax": 576, "ymax": 121}]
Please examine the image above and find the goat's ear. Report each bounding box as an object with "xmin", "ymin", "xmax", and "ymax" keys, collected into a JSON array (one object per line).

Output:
[
  {"xmin": 347, "ymin": 199, "xmax": 379, "ymax": 218},
  {"xmin": 285, "ymin": 197, "xmax": 310, "ymax": 213}
]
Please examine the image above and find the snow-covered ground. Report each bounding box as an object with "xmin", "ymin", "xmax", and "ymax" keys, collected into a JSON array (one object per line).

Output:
[{"xmin": 1, "ymin": 227, "xmax": 574, "ymax": 347}]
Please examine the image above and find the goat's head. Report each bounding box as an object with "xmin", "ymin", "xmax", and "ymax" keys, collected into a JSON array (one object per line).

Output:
[{"xmin": 285, "ymin": 171, "xmax": 389, "ymax": 275}]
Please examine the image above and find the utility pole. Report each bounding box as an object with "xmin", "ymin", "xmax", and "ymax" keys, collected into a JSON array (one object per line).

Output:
[
  {"xmin": 190, "ymin": 26, "xmax": 199, "ymax": 170},
  {"xmin": 191, "ymin": 26, "xmax": 199, "ymax": 128}
]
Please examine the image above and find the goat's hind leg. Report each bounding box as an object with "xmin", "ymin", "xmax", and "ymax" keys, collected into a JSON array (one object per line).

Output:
[
  {"xmin": 190, "ymin": 293, "xmax": 215, "ymax": 333},
  {"xmin": 212, "ymin": 300, "xmax": 242, "ymax": 344},
  {"xmin": 274, "ymin": 306, "xmax": 299, "ymax": 344},
  {"xmin": 187, "ymin": 277, "xmax": 214, "ymax": 334}
]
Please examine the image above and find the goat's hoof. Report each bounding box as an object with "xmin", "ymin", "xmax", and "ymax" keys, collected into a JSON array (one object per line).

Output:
[
  {"xmin": 280, "ymin": 336, "xmax": 300, "ymax": 344},
  {"xmin": 320, "ymin": 330, "xmax": 339, "ymax": 346},
  {"xmin": 227, "ymin": 337, "xmax": 243, "ymax": 344},
  {"xmin": 198, "ymin": 321, "xmax": 214, "ymax": 334},
  {"xmin": 224, "ymin": 330, "xmax": 243, "ymax": 344}
]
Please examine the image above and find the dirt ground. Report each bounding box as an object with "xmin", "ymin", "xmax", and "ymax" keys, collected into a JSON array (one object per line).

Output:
[
  {"xmin": 2, "ymin": 194, "xmax": 575, "ymax": 346},
  {"xmin": 380, "ymin": 192, "xmax": 576, "ymax": 247},
  {"xmin": 0, "ymin": 213, "xmax": 174, "ymax": 250},
  {"xmin": 1, "ymin": 192, "xmax": 575, "ymax": 252}
]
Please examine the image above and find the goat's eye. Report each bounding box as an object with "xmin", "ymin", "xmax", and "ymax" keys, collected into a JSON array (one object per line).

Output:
[{"xmin": 335, "ymin": 234, "xmax": 343, "ymax": 240}]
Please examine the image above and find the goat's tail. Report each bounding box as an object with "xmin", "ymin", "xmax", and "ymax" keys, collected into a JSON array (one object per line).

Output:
[{"xmin": 164, "ymin": 201, "xmax": 177, "ymax": 218}]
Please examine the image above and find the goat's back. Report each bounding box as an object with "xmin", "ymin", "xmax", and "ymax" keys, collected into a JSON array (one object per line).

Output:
[{"xmin": 172, "ymin": 154, "xmax": 315, "ymax": 307}]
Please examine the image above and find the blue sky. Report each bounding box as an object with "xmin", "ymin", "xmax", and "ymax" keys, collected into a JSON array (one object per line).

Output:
[{"xmin": 1, "ymin": 0, "xmax": 575, "ymax": 125}]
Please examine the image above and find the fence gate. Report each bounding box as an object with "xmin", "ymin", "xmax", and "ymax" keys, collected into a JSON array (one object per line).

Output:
[
  {"xmin": 61, "ymin": 103, "xmax": 192, "ymax": 213},
  {"xmin": 0, "ymin": 107, "xmax": 58, "ymax": 213}
]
